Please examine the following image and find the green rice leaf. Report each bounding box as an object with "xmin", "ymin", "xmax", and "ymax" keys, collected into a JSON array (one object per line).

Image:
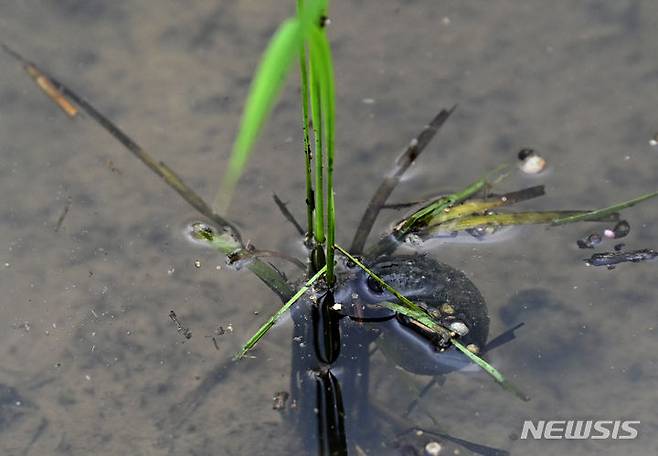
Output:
[
  {"xmin": 217, "ymin": 18, "xmax": 303, "ymax": 212},
  {"xmin": 310, "ymin": 27, "xmax": 336, "ymax": 283}
]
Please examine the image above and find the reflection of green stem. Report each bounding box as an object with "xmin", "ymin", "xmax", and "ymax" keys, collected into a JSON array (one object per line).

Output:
[{"xmin": 236, "ymin": 265, "xmax": 327, "ymax": 359}]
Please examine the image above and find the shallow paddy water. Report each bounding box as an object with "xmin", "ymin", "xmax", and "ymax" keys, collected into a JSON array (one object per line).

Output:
[{"xmin": 1, "ymin": 1, "xmax": 658, "ymax": 455}]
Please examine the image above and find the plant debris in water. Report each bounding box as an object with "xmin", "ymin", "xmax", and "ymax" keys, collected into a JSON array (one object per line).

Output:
[
  {"xmin": 169, "ymin": 310, "xmax": 192, "ymax": 340},
  {"xmin": 585, "ymin": 248, "xmax": 658, "ymax": 269},
  {"xmin": 272, "ymin": 391, "xmax": 290, "ymax": 410},
  {"xmin": 577, "ymin": 233, "xmax": 603, "ymax": 249}
]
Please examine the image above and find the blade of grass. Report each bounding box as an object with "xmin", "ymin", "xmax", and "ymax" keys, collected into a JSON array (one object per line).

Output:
[
  {"xmin": 309, "ymin": 37, "xmax": 325, "ymax": 244},
  {"xmin": 310, "ymin": 27, "xmax": 336, "ymax": 284},
  {"xmin": 235, "ymin": 264, "xmax": 327, "ymax": 359},
  {"xmin": 551, "ymin": 190, "xmax": 658, "ymax": 225},
  {"xmin": 296, "ymin": 1, "xmax": 314, "ymax": 240},
  {"xmin": 299, "ymin": 53, "xmax": 314, "ymax": 238},
  {"xmin": 216, "ymin": 18, "xmax": 303, "ymax": 213}
]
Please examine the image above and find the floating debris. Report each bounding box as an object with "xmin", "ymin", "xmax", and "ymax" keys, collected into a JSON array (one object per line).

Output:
[
  {"xmin": 603, "ymin": 220, "xmax": 630, "ymax": 239},
  {"xmin": 585, "ymin": 248, "xmax": 657, "ymax": 269},
  {"xmin": 518, "ymin": 148, "xmax": 546, "ymax": 175},
  {"xmin": 193, "ymin": 260, "xmax": 201, "ymax": 268},
  {"xmin": 169, "ymin": 310, "xmax": 192, "ymax": 339},
  {"xmin": 577, "ymin": 233, "xmax": 602, "ymax": 249},
  {"xmin": 54, "ymin": 197, "xmax": 72, "ymax": 232},
  {"xmin": 272, "ymin": 391, "xmax": 290, "ymax": 410}
]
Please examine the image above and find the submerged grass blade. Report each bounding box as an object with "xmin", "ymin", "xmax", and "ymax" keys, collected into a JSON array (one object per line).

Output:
[
  {"xmin": 551, "ymin": 190, "xmax": 658, "ymax": 225},
  {"xmin": 335, "ymin": 244, "xmax": 528, "ymax": 401},
  {"xmin": 427, "ymin": 186, "xmax": 545, "ymax": 226},
  {"xmin": 428, "ymin": 210, "xmax": 619, "ymax": 234},
  {"xmin": 235, "ymin": 265, "xmax": 327, "ymax": 359},
  {"xmin": 216, "ymin": 18, "xmax": 303, "ymax": 213},
  {"xmin": 397, "ymin": 164, "xmax": 510, "ymax": 235}
]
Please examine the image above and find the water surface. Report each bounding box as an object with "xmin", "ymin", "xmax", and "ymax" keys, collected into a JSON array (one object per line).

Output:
[{"xmin": 1, "ymin": 1, "xmax": 658, "ymax": 455}]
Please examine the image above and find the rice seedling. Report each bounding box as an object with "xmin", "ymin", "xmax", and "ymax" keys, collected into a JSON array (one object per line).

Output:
[{"xmin": 4, "ymin": 1, "xmax": 658, "ymax": 453}]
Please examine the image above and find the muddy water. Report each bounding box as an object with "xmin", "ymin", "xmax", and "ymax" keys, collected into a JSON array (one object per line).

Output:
[{"xmin": 1, "ymin": 1, "xmax": 657, "ymax": 455}]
